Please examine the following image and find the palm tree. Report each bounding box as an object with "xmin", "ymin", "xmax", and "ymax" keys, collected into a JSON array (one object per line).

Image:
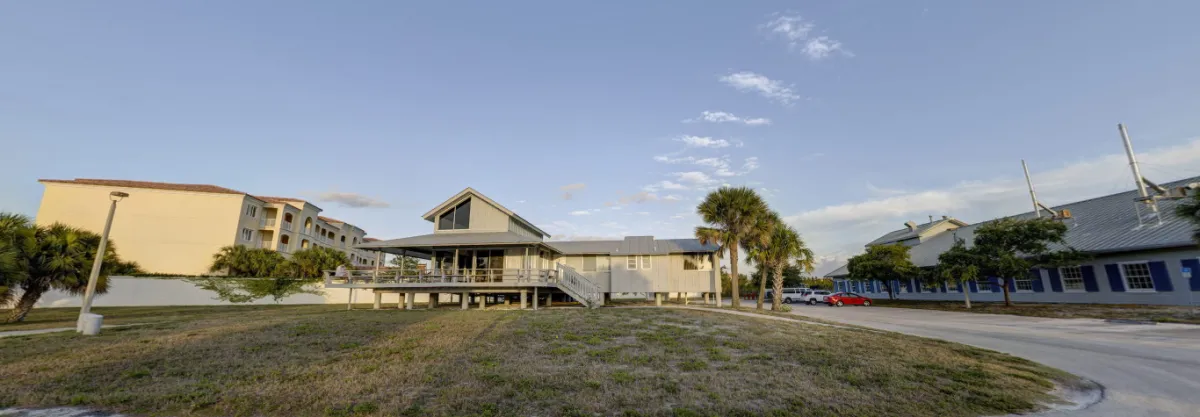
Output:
[
  {"xmin": 696, "ymin": 187, "xmax": 770, "ymax": 309},
  {"xmin": 1177, "ymin": 193, "xmax": 1200, "ymax": 244},
  {"xmin": 0, "ymin": 213, "xmax": 35, "ymax": 306},
  {"xmin": 210, "ymin": 245, "xmax": 285, "ymax": 278},
  {"xmin": 744, "ymin": 212, "xmax": 780, "ymax": 310},
  {"xmin": 757, "ymin": 223, "xmax": 815, "ymax": 311},
  {"xmin": 7, "ymin": 223, "xmax": 126, "ymax": 323}
]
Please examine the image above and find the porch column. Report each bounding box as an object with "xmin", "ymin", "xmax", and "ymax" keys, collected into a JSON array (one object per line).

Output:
[
  {"xmin": 373, "ymin": 251, "xmax": 381, "ymax": 282},
  {"xmin": 684, "ymin": 293, "xmax": 689, "ymax": 305},
  {"xmin": 398, "ymin": 293, "xmax": 405, "ymax": 309},
  {"xmin": 399, "ymin": 249, "xmax": 407, "ymax": 277},
  {"xmin": 479, "ymin": 294, "xmax": 486, "ymax": 310},
  {"xmin": 347, "ymin": 288, "xmax": 354, "ymax": 310},
  {"xmin": 373, "ymin": 291, "xmax": 382, "ymax": 310},
  {"xmin": 533, "ymin": 287, "xmax": 539, "ymax": 310},
  {"xmin": 406, "ymin": 292, "xmax": 415, "ymax": 310},
  {"xmin": 429, "ymin": 293, "xmax": 439, "ymax": 309},
  {"xmin": 524, "ymin": 247, "xmax": 530, "ymax": 281},
  {"xmin": 471, "ymin": 249, "xmax": 477, "ymax": 278},
  {"xmin": 521, "ymin": 290, "xmax": 528, "ymax": 309},
  {"xmin": 453, "ymin": 248, "xmax": 460, "ymax": 280},
  {"xmin": 655, "ymin": 292, "xmax": 662, "ymax": 307},
  {"xmin": 546, "ymin": 294, "xmax": 552, "ymax": 307},
  {"xmin": 711, "ymin": 253, "xmax": 722, "ymax": 307}
]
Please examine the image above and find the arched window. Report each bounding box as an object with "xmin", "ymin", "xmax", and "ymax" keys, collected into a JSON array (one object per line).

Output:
[
  {"xmin": 281, "ymin": 235, "xmax": 290, "ymax": 245},
  {"xmin": 340, "ymin": 236, "xmax": 346, "ymax": 243},
  {"xmin": 304, "ymin": 217, "xmax": 313, "ymax": 233},
  {"xmin": 284, "ymin": 213, "xmax": 293, "ymax": 223},
  {"xmin": 301, "ymin": 239, "xmax": 310, "ymax": 249}
]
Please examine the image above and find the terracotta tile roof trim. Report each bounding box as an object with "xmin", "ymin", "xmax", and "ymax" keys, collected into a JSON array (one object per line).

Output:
[
  {"xmin": 318, "ymin": 216, "xmax": 344, "ymax": 224},
  {"xmin": 40, "ymin": 178, "xmax": 247, "ymax": 195}
]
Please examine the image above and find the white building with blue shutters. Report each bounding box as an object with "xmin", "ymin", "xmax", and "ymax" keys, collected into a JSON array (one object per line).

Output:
[{"xmin": 828, "ymin": 176, "xmax": 1200, "ymax": 306}]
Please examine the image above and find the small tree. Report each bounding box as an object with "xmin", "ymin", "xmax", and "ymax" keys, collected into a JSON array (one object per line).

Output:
[
  {"xmin": 388, "ymin": 254, "xmax": 422, "ymax": 271},
  {"xmin": 846, "ymin": 243, "xmax": 917, "ymax": 300},
  {"xmin": 696, "ymin": 187, "xmax": 771, "ymax": 309},
  {"xmin": 745, "ymin": 212, "xmax": 780, "ymax": 310},
  {"xmin": 0, "ymin": 213, "xmax": 35, "ymax": 307},
  {"xmin": 968, "ymin": 217, "xmax": 1072, "ymax": 307},
  {"xmin": 934, "ymin": 239, "xmax": 981, "ymax": 309},
  {"xmin": 7, "ymin": 223, "xmax": 137, "ymax": 322},
  {"xmin": 1178, "ymin": 193, "xmax": 1200, "ymax": 244},
  {"xmin": 277, "ymin": 246, "xmax": 349, "ymax": 279}
]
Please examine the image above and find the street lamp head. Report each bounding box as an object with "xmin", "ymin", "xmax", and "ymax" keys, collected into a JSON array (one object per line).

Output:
[{"xmin": 109, "ymin": 191, "xmax": 130, "ymax": 201}]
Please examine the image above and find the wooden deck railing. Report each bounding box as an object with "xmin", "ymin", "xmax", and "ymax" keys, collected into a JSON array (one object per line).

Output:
[{"xmin": 324, "ymin": 267, "xmax": 560, "ymax": 287}]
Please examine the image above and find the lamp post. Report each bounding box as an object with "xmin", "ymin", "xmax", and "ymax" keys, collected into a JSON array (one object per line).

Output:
[{"xmin": 77, "ymin": 191, "xmax": 129, "ymax": 333}]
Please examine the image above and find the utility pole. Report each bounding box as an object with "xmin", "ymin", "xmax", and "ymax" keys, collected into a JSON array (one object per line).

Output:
[
  {"xmin": 1021, "ymin": 160, "xmax": 1040, "ymax": 218},
  {"xmin": 1118, "ymin": 123, "xmax": 1157, "ymax": 214},
  {"xmin": 78, "ymin": 191, "xmax": 129, "ymax": 334}
]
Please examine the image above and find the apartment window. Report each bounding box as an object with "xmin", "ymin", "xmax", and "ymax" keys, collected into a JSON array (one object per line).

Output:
[
  {"xmin": 279, "ymin": 235, "xmax": 290, "ymax": 250},
  {"xmin": 1014, "ymin": 277, "xmax": 1034, "ymax": 292},
  {"xmin": 976, "ymin": 279, "xmax": 991, "ymax": 292},
  {"xmin": 582, "ymin": 255, "xmax": 597, "ymax": 272},
  {"xmin": 641, "ymin": 255, "xmax": 652, "ymax": 270},
  {"xmin": 245, "ymin": 205, "xmax": 258, "ymax": 218},
  {"xmin": 438, "ymin": 199, "xmax": 472, "ymax": 230},
  {"xmin": 627, "ymin": 256, "xmax": 637, "ymax": 269},
  {"xmin": 597, "ymin": 256, "xmax": 610, "ymax": 271},
  {"xmin": 241, "ymin": 228, "xmax": 254, "ymax": 241},
  {"xmin": 683, "ymin": 254, "xmax": 712, "ymax": 271},
  {"xmin": 1120, "ymin": 262, "xmax": 1155, "ymax": 291},
  {"xmin": 1060, "ymin": 266, "xmax": 1085, "ymax": 291}
]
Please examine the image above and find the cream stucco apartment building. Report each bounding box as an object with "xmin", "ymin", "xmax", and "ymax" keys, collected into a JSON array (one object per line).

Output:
[{"xmin": 35, "ymin": 178, "xmax": 379, "ymax": 275}]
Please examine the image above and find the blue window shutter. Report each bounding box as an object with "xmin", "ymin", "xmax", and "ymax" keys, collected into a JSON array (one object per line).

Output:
[
  {"xmin": 990, "ymin": 277, "xmax": 1003, "ymax": 293},
  {"xmin": 1007, "ymin": 277, "xmax": 1017, "ymax": 292},
  {"xmin": 1048, "ymin": 268, "xmax": 1063, "ymax": 292},
  {"xmin": 1105, "ymin": 264, "xmax": 1125, "ymax": 292},
  {"xmin": 1182, "ymin": 259, "xmax": 1200, "ymax": 291},
  {"xmin": 1148, "ymin": 261, "xmax": 1173, "ymax": 292},
  {"xmin": 891, "ymin": 280, "xmax": 899, "ymax": 293},
  {"xmin": 915, "ymin": 280, "xmax": 923, "ymax": 292},
  {"xmin": 1081, "ymin": 266, "xmax": 1100, "ymax": 292},
  {"xmin": 904, "ymin": 280, "xmax": 913, "ymax": 292},
  {"xmin": 940, "ymin": 282, "xmax": 948, "ymax": 293},
  {"xmin": 1031, "ymin": 269, "xmax": 1045, "ymax": 292},
  {"xmin": 968, "ymin": 280, "xmax": 978, "ymax": 293},
  {"xmin": 956, "ymin": 281, "xmax": 964, "ymax": 293}
]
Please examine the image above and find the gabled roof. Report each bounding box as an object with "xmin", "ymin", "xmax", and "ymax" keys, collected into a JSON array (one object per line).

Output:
[
  {"xmin": 40, "ymin": 178, "xmax": 248, "ymax": 196},
  {"xmin": 358, "ymin": 231, "xmax": 547, "ymax": 250},
  {"xmin": 421, "ymin": 188, "xmax": 550, "ymax": 238},
  {"xmin": 829, "ymin": 175, "xmax": 1200, "ymax": 277},
  {"xmin": 866, "ymin": 217, "xmax": 968, "ymax": 246},
  {"xmin": 546, "ymin": 236, "xmax": 720, "ymax": 255}
]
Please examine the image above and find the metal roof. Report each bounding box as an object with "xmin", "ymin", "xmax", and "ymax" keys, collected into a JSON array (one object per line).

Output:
[
  {"xmin": 828, "ymin": 176, "xmax": 1200, "ymax": 277},
  {"xmin": 546, "ymin": 236, "xmax": 720, "ymax": 255},
  {"xmin": 865, "ymin": 218, "xmax": 967, "ymax": 246},
  {"xmin": 357, "ymin": 232, "xmax": 546, "ymax": 249},
  {"xmin": 420, "ymin": 188, "xmax": 550, "ymax": 238}
]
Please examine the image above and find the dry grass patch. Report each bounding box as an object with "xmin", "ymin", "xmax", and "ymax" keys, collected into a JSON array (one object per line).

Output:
[
  {"xmin": 873, "ymin": 299, "xmax": 1200, "ymax": 324},
  {"xmin": 0, "ymin": 305, "xmax": 1078, "ymax": 416}
]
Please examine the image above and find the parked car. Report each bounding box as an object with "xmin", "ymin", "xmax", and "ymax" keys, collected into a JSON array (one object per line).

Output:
[
  {"xmin": 764, "ymin": 287, "xmax": 809, "ymax": 304},
  {"xmin": 825, "ymin": 292, "xmax": 872, "ymax": 307},
  {"xmin": 801, "ymin": 290, "xmax": 832, "ymax": 305}
]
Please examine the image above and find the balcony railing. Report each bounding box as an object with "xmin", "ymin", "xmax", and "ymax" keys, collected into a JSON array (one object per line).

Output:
[
  {"xmin": 324, "ymin": 268, "xmax": 560, "ymax": 286},
  {"xmin": 281, "ymin": 221, "xmax": 293, "ymax": 232},
  {"xmin": 260, "ymin": 218, "xmax": 277, "ymax": 228}
]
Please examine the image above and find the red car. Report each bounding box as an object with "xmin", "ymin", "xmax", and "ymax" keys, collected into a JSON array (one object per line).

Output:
[{"xmin": 825, "ymin": 292, "xmax": 872, "ymax": 307}]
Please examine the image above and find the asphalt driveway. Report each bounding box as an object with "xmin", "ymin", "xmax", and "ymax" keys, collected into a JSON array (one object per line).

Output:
[{"xmin": 780, "ymin": 303, "xmax": 1200, "ymax": 417}]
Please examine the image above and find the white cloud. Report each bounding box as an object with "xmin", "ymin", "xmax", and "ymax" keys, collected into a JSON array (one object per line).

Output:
[
  {"xmin": 636, "ymin": 211, "xmax": 651, "ymax": 216},
  {"xmin": 611, "ymin": 206, "xmax": 623, "ymax": 210},
  {"xmin": 664, "ymin": 194, "xmax": 683, "ymax": 202},
  {"xmin": 802, "ymin": 36, "xmax": 852, "ymax": 60},
  {"xmin": 613, "ymin": 191, "xmax": 659, "ymax": 205},
  {"xmin": 654, "ymin": 155, "xmax": 695, "ymax": 164},
  {"xmin": 569, "ymin": 210, "xmax": 591, "ymax": 216},
  {"xmin": 684, "ymin": 111, "xmax": 771, "ymax": 126},
  {"xmin": 672, "ymin": 171, "xmax": 717, "ymax": 186},
  {"xmin": 675, "ymin": 135, "xmax": 731, "ymax": 148},
  {"xmin": 760, "ymin": 13, "xmax": 852, "ymax": 61},
  {"xmin": 792, "ymin": 139, "xmax": 1200, "ymax": 275},
  {"xmin": 560, "ymin": 183, "xmax": 586, "ymax": 200},
  {"xmin": 719, "ymin": 71, "xmax": 800, "ymax": 105},
  {"xmin": 517, "ymin": 200, "xmax": 527, "ymax": 203},
  {"xmin": 314, "ymin": 191, "xmax": 390, "ymax": 208}
]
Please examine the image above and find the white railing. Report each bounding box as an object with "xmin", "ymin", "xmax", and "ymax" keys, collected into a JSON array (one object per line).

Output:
[
  {"xmin": 324, "ymin": 268, "xmax": 560, "ymax": 286},
  {"xmin": 556, "ymin": 263, "xmax": 602, "ymax": 308},
  {"xmin": 281, "ymin": 221, "xmax": 293, "ymax": 231}
]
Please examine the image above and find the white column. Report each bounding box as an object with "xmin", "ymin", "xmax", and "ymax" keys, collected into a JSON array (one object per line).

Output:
[
  {"xmin": 520, "ymin": 290, "xmax": 528, "ymax": 309},
  {"xmin": 533, "ymin": 287, "xmax": 539, "ymax": 310},
  {"xmin": 479, "ymin": 294, "xmax": 486, "ymax": 310},
  {"xmin": 347, "ymin": 288, "xmax": 354, "ymax": 310},
  {"xmin": 406, "ymin": 292, "xmax": 415, "ymax": 310},
  {"xmin": 461, "ymin": 292, "xmax": 469, "ymax": 310},
  {"xmin": 373, "ymin": 292, "xmax": 382, "ymax": 310},
  {"xmin": 655, "ymin": 292, "xmax": 662, "ymax": 307},
  {"xmin": 398, "ymin": 293, "xmax": 405, "ymax": 309},
  {"xmin": 429, "ymin": 293, "xmax": 439, "ymax": 309},
  {"xmin": 373, "ymin": 251, "xmax": 381, "ymax": 282}
]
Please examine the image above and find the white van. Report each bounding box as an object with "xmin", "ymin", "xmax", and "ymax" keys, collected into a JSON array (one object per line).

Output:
[{"xmin": 764, "ymin": 287, "xmax": 809, "ymax": 304}]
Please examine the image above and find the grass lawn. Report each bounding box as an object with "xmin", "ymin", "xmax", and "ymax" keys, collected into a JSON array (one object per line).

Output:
[
  {"xmin": 872, "ymin": 299, "xmax": 1200, "ymax": 325},
  {"xmin": 1, "ymin": 305, "xmax": 1080, "ymax": 417}
]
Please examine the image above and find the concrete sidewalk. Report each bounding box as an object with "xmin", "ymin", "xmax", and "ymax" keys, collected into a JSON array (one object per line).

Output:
[{"xmin": 0, "ymin": 324, "xmax": 144, "ymax": 338}]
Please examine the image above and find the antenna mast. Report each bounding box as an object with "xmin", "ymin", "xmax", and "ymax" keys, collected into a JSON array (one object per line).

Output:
[
  {"xmin": 1118, "ymin": 123, "xmax": 1161, "ymax": 226},
  {"xmin": 1022, "ymin": 160, "xmax": 1041, "ymax": 218}
]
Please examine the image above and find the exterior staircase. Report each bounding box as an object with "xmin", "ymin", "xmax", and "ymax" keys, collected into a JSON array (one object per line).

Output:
[{"xmin": 555, "ymin": 263, "xmax": 603, "ymax": 308}]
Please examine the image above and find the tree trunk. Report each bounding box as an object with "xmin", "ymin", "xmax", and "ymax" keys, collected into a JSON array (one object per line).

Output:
[
  {"xmin": 771, "ymin": 265, "xmax": 784, "ymax": 311},
  {"xmin": 7, "ymin": 286, "xmax": 45, "ymax": 323},
  {"xmin": 756, "ymin": 257, "xmax": 767, "ymax": 310},
  {"xmin": 962, "ymin": 281, "xmax": 971, "ymax": 309},
  {"xmin": 1001, "ymin": 279, "xmax": 1012, "ymax": 307},
  {"xmin": 884, "ymin": 282, "xmax": 895, "ymax": 300},
  {"xmin": 729, "ymin": 246, "xmax": 740, "ymax": 309}
]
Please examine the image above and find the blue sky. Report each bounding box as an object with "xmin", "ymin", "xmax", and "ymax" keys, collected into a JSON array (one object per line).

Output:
[{"xmin": 3, "ymin": 1, "xmax": 1200, "ymax": 274}]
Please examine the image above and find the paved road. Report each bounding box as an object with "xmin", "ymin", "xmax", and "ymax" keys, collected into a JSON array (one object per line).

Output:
[{"xmin": 773, "ymin": 303, "xmax": 1200, "ymax": 417}]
